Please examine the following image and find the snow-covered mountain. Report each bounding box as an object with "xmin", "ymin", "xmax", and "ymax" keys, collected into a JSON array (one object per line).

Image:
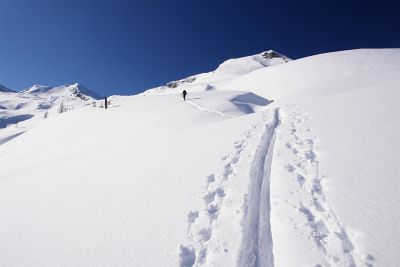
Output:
[
  {"xmin": 146, "ymin": 50, "xmax": 291, "ymax": 93},
  {"xmin": 214, "ymin": 50, "xmax": 290, "ymax": 75},
  {"xmin": 0, "ymin": 49, "xmax": 399, "ymax": 266},
  {"xmin": 0, "ymin": 83, "xmax": 102, "ymax": 144},
  {"xmin": 20, "ymin": 83, "xmax": 102, "ymax": 100}
]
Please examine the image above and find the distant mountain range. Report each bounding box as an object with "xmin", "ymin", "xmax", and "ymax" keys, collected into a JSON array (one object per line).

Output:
[
  {"xmin": 0, "ymin": 82, "xmax": 103, "ymax": 141},
  {"xmin": 0, "ymin": 83, "xmax": 102, "ymax": 100}
]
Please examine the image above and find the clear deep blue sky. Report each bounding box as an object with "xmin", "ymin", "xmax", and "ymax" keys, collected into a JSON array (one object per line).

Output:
[{"xmin": 0, "ymin": 0, "xmax": 399, "ymax": 95}]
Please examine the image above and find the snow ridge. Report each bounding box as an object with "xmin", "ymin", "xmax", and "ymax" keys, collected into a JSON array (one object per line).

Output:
[
  {"xmin": 238, "ymin": 109, "xmax": 280, "ymax": 267},
  {"xmin": 21, "ymin": 83, "xmax": 102, "ymax": 100},
  {"xmin": 144, "ymin": 50, "xmax": 290, "ymax": 94}
]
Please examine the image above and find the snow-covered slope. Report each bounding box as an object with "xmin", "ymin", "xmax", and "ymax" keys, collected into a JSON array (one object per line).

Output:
[
  {"xmin": 214, "ymin": 50, "xmax": 290, "ymax": 75},
  {"xmin": 21, "ymin": 83, "xmax": 102, "ymax": 100},
  {"xmin": 0, "ymin": 49, "xmax": 399, "ymax": 266},
  {"xmin": 0, "ymin": 83, "xmax": 102, "ymax": 145},
  {"xmin": 144, "ymin": 50, "xmax": 291, "ymax": 94}
]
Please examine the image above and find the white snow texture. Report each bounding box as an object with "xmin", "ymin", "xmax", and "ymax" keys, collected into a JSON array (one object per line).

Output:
[{"xmin": 0, "ymin": 49, "xmax": 399, "ymax": 267}]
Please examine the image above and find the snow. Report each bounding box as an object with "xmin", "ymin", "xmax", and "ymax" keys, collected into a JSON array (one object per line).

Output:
[
  {"xmin": 0, "ymin": 83, "xmax": 101, "ymax": 145},
  {"xmin": 214, "ymin": 50, "xmax": 289, "ymax": 76},
  {"xmin": 238, "ymin": 109, "xmax": 279, "ymax": 267},
  {"xmin": 21, "ymin": 83, "xmax": 102, "ymax": 100},
  {"xmin": 0, "ymin": 48, "xmax": 399, "ymax": 266},
  {"xmin": 143, "ymin": 50, "xmax": 291, "ymax": 95}
]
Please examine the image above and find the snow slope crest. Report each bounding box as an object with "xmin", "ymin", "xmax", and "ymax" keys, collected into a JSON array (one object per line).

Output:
[
  {"xmin": 21, "ymin": 83, "xmax": 102, "ymax": 100},
  {"xmin": 215, "ymin": 50, "xmax": 291, "ymax": 75},
  {"xmin": 145, "ymin": 50, "xmax": 291, "ymax": 94}
]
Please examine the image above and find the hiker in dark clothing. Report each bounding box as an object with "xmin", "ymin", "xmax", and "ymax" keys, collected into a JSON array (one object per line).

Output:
[{"xmin": 182, "ymin": 90, "xmax": 187, "ymax": 101}]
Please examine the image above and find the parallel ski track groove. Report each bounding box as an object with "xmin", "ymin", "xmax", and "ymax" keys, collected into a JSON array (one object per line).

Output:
[
  {"xmin": 170, "ymin": 95, "xmax": 236, "ymax": 119},
  {"xmin": 238, "ymin": 109, "xmax": 280, "ymax": 267}
]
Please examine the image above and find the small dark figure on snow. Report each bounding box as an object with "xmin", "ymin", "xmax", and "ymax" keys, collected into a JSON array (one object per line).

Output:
[{"xmin": 182, "ymin": 90, "xmax": 187, "ymax": 101}]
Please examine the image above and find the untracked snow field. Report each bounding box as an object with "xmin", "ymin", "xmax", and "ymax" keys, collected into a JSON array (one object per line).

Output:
[{"xmin": 0, "ymin": 49, "xmax": 399, "ymax": 266}]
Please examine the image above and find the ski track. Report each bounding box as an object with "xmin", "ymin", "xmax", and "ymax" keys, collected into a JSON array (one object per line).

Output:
[
  {"xmin": 281, "ymin": 105, "xmax": 374, "ymax": 267},
  {"xmin": 238, "ymin": 109, "xmax": 280, "ymax": 267},
  {"xmin": 178, "ymin": 102, "xmax": 374, "ymax": 267},
  {"xmin": 179, "ymin": 108, "xmax": 279, "ymax": 267},
  {"xmin": 170, "ymin": 95, "xmax": 236, "ymax": 119}
]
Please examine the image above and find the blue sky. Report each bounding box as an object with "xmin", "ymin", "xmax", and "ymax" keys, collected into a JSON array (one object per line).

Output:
[{"xmin": 0, "ymin": 0, "xmax": 399, "ymax": 96}]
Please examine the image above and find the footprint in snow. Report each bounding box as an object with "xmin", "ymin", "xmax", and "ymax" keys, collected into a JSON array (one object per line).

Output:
[
  {"xmin": 312, "ymin": 198, "xmax": 326, "ymax": 212},
  {"xmin": 312, "ymin": 179, "xmax": 323, "ymax": 196},
  {"xmin": 223, "ymin": 163, "xmax": 233, "ymax": 177},
  {"xmin": 285, "ymin": 163, "xmax": 296, "ymax": 173},
  {"xmin": 206, "ymin": 174, "xmax": 215, "ymax": 184},
  {"xmin": 365, "ymin": 254, "xmax": 375, "ymax": 267},
  {"xmin": 207, "ymin": 203, "xmax": 219, "ymax": 219},
  {"xmin": 235, "ymin": 143, "xmax": 243, "ymax": 150},
  {"xmin": 305, "ymin": 150, "xmax": 317, "ymax": 162},
  {"xmin": 198, "ymin": 228, "xmax": 212, "ymax": 242},
  {"xmin": 204, "ymin": 191, "xmax": 217, "ymax": 204},
  {"xmin": 230, "ymin": 156, "xmax": 240, "ymax": 164},
  {"xmin": 188, "ymin": 210, "xmax": 199, "ymax": 223},
  {"xmin": 179, "ymin": 245, "xmax": 196, "ymax": 267},
  {"xmin": 296, "ymin": 173, "xmax": 306, "ymax": 187}
]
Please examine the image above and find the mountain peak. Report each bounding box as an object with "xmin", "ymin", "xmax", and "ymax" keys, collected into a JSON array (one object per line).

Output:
[
  {"xmin": 214, "ymin": 49, "xmax": 291, "ymax": 76},
  {"xmin": 20, "ymin": 83, "xmax": 102, "ymax": 100},
  {"xmin": 66, "ymin": 83, "xmax": 102, "ymax": 100},
  {"xmin": 149, "ymin": 50, "xmax": 292, "ymax": 93},
  {"xmin": 22, "ymin": 84, "xmax": 51, "ymax": 93},
  {"xmin": 261, "ymin": 50, "xmax": 291, "ymax": 62}
]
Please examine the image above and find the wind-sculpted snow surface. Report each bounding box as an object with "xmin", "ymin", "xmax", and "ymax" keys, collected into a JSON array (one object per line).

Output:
[{"xmin": 0, "ymin": 49, "xmax": 399, "ymax": 266}]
